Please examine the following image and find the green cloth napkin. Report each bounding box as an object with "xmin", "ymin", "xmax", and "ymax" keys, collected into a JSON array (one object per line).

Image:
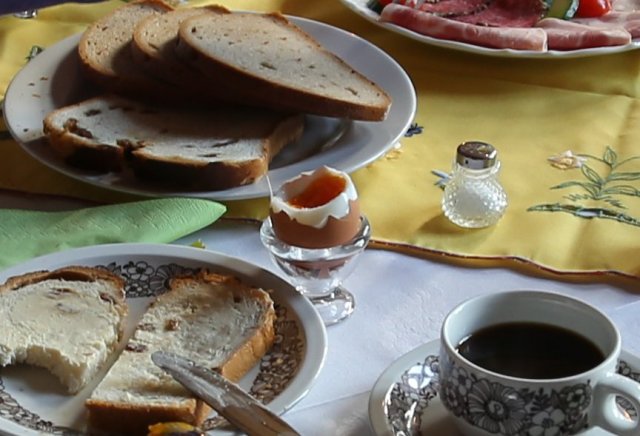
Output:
[{"xmin": 0, "ymin": 198, "xmax": 226, "ymax": 269}]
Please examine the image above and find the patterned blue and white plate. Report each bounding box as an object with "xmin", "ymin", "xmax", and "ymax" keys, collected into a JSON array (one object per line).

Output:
[
  {"xmin": 0, "ymin": 243, "xmax": 327, "ymax": 436},
  {"xmin": 368, "ymin": 339, "xmax": 640, "ymax": 436}
]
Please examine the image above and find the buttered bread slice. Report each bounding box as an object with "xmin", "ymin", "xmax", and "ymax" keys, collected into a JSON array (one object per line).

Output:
[
  {"xmin": 0, "ymin": 267, "xmax": 127, "ymax": 394},
  {"xmin": 86, "ymin": 271, "xmax": 276, "ymax": 434}
]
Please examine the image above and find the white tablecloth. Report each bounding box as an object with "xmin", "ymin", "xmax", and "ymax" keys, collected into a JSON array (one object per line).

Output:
[{"xmin": 2, "ymin": 191, "xmax": 639, "ymax": 436}]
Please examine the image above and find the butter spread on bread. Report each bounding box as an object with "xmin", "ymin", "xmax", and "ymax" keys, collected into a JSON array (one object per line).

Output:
[
  {"xmin": 176, "ymin": 10, "xmax": 392, "ymax": 121},
  {"xmin": 43, "ymin": 95, "xmax": 304, "ymax": 189},
  {"xmin": 85, "ymin": 271, "xmax": 276, "ymax": 434},
  {"xmin": 0, "ymin": 267, "xmax": 127, "ymax": 394}
]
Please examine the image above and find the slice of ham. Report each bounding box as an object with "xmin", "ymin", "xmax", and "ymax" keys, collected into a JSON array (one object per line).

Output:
[
  {"xmin": 444, "ymin": 0, "xmax": 544, "ymax": 27},
  {"xmin": 613, "ymin": 0, "xmax": 640, "ymax": 12},
  {"xmin": 573, "ymin": 12, "xmax": 640, "ymax": 38},
  {"xmin": 380, "ymin": 3, "xmax": 548, "ymax": 51},
  {"xmin": 455, "ymin": 6, "xmax": 542, "ymax": 28},
  {"xmin": 417, "ymin": 0, "xmax": 491, "ymax": 16},
  {"xmin": 536, "ymin": 17, "xmax": 632, "ymax": 49}
]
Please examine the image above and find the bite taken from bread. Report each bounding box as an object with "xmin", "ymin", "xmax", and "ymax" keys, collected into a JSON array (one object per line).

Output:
[{"xmin": 0, "ymin": 266, "xmax": 127, "ymax": 394}]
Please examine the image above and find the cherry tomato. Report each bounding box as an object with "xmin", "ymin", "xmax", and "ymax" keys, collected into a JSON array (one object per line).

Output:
[{"xmin": 575, "ymin": 0, "xmax": 612, "ymax": 18}]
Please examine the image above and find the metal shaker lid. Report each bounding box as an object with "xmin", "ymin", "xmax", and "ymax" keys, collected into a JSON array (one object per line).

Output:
[{"xmin": 456, "ymin": 141, "xmax": 497, "ymax": 169}]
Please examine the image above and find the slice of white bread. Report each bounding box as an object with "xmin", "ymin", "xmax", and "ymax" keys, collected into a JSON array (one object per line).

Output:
[
  {"xmin": 0, "ymin": 267, "xmax": 127, "ymax": 394},
  {"xmin": 176, "ymin": 11, "xmax": 392, "ymax": 121},
  {"xmin": 78, "ymin": 0, "xmax": 176, "ymax": 99},
  {"xmin": 43, "ymin": 95, "xmax": 304, "ymax": 190},
  {"xmin": 85, "ymin": 271, "xmax": 276, "ymax": 434},
  {"xmin": 131, "ymin": 5, "xmax": 228, "ymax": 90}
]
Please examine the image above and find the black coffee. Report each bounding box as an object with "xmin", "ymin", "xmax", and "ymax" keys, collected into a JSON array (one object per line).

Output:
[{"xmin": 456, "ymin": 322, "xmax": 605, "ymax": 379}]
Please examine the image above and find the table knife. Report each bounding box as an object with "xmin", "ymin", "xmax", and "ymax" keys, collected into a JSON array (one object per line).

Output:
[{"xmin": 151, "ymin": 351, "xmax": 300, "ymax": 436}]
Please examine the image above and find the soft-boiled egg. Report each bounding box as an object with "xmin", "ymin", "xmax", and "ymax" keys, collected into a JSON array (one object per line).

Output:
[{"xmin": 269, "ymin": 166, "xmax": 361, "ymax": 249}]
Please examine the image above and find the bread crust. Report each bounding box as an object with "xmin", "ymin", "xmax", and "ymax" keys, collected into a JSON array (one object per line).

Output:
[
  {"xmin": 42, "ymin": 115, "xmax": 124, "ymax": 172},
  {"xmin": 85, "ymin": 270, "xmax": 276, "ymax": 434},
  {"xmin": 77, "ymin": 0, "xmax": 181, "ymax": 101},
  {"xmin": 129, "ymin": 112, "xmax": 304, "ymax": 190},
  {"xmin": 0, "ymin": 266, "xmax": 126, "ymax": 310},
  {"xmin": 42, "ymin": 95, "xmax": 304, "ymax": 189},
  {"xmin": 0, "ymin": 266, "xmax": 119, "ymax": 290},
  {"xmin": 176, "ymin": 12, "xmax": 392, "ymax": 121},
  {"xmin": 0, "ymin": 266, "xmax": 128, "ymax": 336},
  {"xmin": 130, "ymin": 5, "xmax": 230, "ymax": 93}
]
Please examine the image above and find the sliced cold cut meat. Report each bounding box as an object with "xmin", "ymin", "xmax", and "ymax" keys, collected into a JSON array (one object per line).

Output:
[
  {"xmin": 380, "ymin": 3, "xmax": 548, "ymax": 50},
  {"xmin": 417, "ymin": 0, "xmax": 491, "ymax": 17},
  {"xmin": 573, "ymin": 11, "xmax": 640, "ymax": 37},
  {"xmin": 536, "ymin": 17, "xmax": 632, "ymax": 49},
  {"xmin": 417, "ymin": 0, "xmax": 545, "ymax": 27}
]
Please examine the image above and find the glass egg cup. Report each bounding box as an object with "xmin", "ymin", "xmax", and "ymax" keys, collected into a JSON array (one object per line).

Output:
[{"xmin": 260, "ymin": 215, "xmax": 371, "ymax": 326}]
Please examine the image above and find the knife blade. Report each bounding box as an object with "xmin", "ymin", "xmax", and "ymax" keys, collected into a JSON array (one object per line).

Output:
[{"xmin": 151, "ymin": 351, "xmax": 300, "ymax": 436}]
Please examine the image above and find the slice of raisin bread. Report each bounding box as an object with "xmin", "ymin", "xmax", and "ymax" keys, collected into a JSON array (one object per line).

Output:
[
  {"xmin": 176, "ymin": 11, "xmax": 392, "ymax": 121},
  {"xmin": 0, "ymin": 267, "xmax": 127, "ymax": 394},
  {"xmin": 78, "ymin": 0, "xmax": 175, "ymax": 99},
  {"xmin": 42, "ymin": 95, "xmax": 304, "ymax": 189},
  {"xmin": 131, "ymin": 5, "xmax": 228, "ymax": 90},
  {"xmin": 85, "ymin": 271, "xmax": 276, "ymax": 434}
]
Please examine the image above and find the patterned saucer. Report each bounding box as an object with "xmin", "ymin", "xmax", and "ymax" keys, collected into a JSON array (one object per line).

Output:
[{"xmin": 368, "ymin": 339, "xmax": 640, "ymax": 436}]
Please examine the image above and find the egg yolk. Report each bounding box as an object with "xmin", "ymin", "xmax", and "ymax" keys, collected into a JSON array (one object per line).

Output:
[{"xmin": 287, "ymin": 172, "xmax": 346, "ymax": 209}]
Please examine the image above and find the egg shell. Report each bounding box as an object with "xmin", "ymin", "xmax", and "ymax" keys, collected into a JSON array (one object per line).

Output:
[{"xmin": 270, "ymin": 199, "xmax": 361, "ymax": 249}]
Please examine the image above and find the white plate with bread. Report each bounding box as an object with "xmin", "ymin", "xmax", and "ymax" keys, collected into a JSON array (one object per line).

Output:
[
  {"xmin": 0, "ymin": 243, "xmax": 327, "ymax": 435},
  {"xmin": 3, "ymin": 4, "xmax": 416, "ymax": 200}
]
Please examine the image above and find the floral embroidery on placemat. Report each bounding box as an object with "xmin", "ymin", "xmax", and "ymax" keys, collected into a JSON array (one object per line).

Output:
[
  {"xmin": 405, "ymin": 123, "xmax": 423, "ymax": 137},
  {"xmin": 381, "ymin": 122, "xmax": 424, "ymax": 162},
  {"xmin": 25, "ymin": 45, "xmax": 44, "ymax": 62},
  {"xmin": 529, "ymin": 146, "xmax": 640, "ymax": 227}
]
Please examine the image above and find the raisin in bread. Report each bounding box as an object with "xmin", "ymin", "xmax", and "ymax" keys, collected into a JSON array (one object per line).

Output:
[
  {"xmin": 42, "ymin": 95, "xmax": 304, "ymax": 189},
  {"xmin": 85, "ymin": 271, "xmax": 276, "ymax": 434},
  {"xmin": 78, "ymin": 0, "xmax": 176, "ymax": 100},
  {"xmin": 176, "ymin": 10, "xmax": 392, "ymax": 121},
  {"xmin": 0, "ymin": 267, "xmax": 127, "ymax": 394}
]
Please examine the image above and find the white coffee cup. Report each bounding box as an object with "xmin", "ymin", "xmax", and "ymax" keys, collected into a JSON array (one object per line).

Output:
[{"xmin": 439, "ymin": 290, "xmax": 640, "ymax": 436}]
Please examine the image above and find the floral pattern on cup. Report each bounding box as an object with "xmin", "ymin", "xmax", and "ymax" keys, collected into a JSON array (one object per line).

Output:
[
  {"xmin": 384, "ymin": 354, "xmax": 640, "ymax": 435},
  {"xmin": 439, "ymin": 357, "xmax": 591, "ymax": 435}
]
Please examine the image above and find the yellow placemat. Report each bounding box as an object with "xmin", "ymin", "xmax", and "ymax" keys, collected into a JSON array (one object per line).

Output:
[{"xmin": 3, "ymin": 0, "xmax": 640, "ymax": 280}]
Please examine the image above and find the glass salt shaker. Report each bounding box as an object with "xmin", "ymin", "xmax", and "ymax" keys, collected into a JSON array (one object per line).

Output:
[{"xmin": 442, "ymin": 141, "xmax": 507, "ymax": 228}]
